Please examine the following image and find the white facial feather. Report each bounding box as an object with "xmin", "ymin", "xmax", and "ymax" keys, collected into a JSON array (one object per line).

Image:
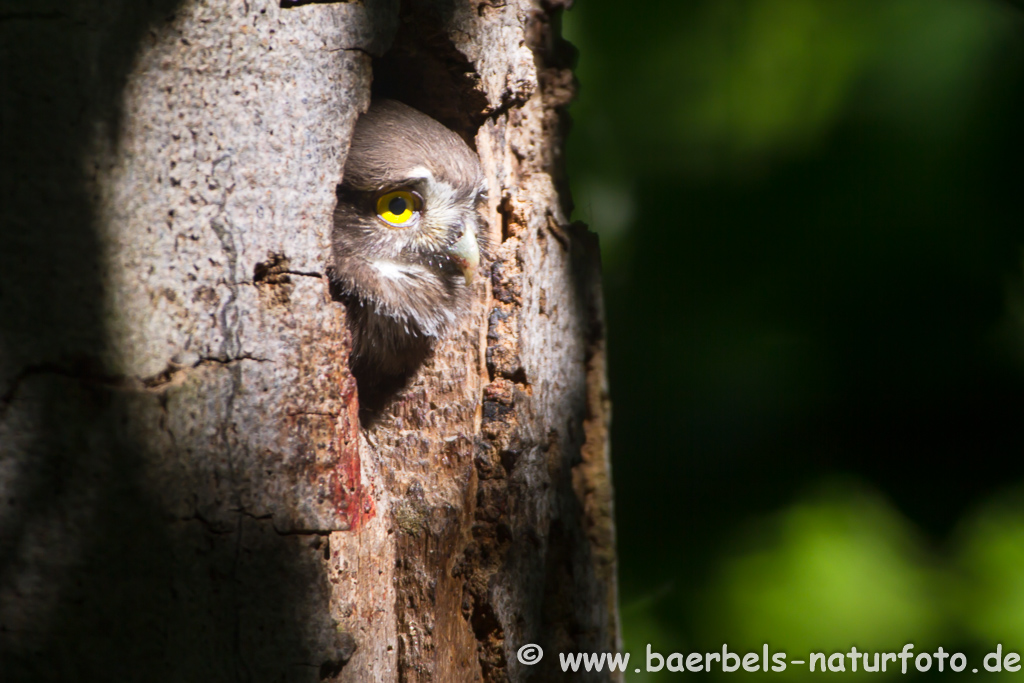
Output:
[
  {"xmin": 371, "ymin": 260, "xmax": 421, "ymax": 280},
  {"xmin": 413, "ymin": 178, "xmax": 466, "ymax": 250}
]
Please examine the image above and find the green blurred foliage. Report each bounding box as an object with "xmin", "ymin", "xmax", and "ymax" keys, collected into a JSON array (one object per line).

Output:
[
  {"xmin": 566, "ymin": 0, "xmax": 1012, "ymax": 249},
  {"xmin": 698, "ymin": 484, "xmax": 947, "ymax": 680},
  {"xmin": 570, "ymin": 0, "xmax": 1010, "ymax": 159},
  {"xmin": 955, "ymin": 493, "xmax": 1024, "ymax": 649},
  {"xmin": 562, "ymin": 0, "xmax": 1024, "ymax": 679}
]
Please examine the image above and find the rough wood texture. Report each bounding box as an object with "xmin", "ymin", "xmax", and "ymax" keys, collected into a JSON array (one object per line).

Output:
[{"xmin": 0, "ymin": 0, "xmax": 617, "ymax": 681}]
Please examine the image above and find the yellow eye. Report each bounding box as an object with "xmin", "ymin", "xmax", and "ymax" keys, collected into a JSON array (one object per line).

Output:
[{"xmin": 376, "ymin": 190, "xmax": 419, "ymax": 227}]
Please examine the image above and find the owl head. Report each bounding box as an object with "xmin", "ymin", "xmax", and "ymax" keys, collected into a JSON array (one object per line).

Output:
[{"xmin": 331, "ymin": 100, "xmax": 488, "ymax": 396}]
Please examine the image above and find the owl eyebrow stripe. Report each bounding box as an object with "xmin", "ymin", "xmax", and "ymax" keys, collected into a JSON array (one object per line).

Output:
[{"xmin": 405, "ymin": 166, "xmax": 434, "ymax": 181}]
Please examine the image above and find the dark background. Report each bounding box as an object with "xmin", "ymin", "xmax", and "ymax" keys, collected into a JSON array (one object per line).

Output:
[{"xmin": 564, "ymin": 0, "xmax": 1024, "ymax": 678}]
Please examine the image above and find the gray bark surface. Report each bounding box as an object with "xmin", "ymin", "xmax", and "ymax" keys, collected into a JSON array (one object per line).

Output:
[{"xmin": 0, "ymin": 0, "xmax": 617, "ymax": 681}]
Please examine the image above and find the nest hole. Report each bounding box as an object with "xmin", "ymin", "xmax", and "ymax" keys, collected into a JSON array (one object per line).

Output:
[{"xmin": 371, "ymin": 1, "xmax": 489, "ymax": 146}]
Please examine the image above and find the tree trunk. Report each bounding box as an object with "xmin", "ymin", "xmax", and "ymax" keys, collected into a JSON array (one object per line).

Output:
[{"xmin": 0, "ymin": 0, "xmax": 617, "ymax": 681}]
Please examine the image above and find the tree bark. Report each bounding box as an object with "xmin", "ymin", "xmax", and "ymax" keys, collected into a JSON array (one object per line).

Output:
[{"xmin": 0, "ymin": 0, "xmax": 617, "ymax": 681}]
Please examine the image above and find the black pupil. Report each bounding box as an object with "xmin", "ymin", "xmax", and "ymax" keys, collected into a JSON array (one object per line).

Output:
[{"xmin": 388, "ymin": 196, "xmax": 407, "ymax": 216}]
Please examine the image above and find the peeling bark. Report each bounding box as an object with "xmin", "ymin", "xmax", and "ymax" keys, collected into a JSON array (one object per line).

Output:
[{"xmin": 0, "ymin": 0, "xmax": 617, "ymax": 681}]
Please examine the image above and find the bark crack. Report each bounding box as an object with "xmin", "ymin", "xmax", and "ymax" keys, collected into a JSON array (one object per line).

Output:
[
  {"xmin": 327, "ymin": 46, "xmax": 374, "ymax": 58},
  {"xmin": 283, "ymin": 269, "xmax": 324, "ymax": 279},
  {"xmin": 199, "ymin": 354, "xmax": 273, "ymax": 365},
  {"xmin": 280, "ymin": 0, "xmax": 358, "ymax": 7},
  {"xmin": 141, "ymin": 354, "xmax": 272, "ymax": 390}
]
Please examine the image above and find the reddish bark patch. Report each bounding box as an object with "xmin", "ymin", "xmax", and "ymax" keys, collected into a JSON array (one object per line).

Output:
[{"xmin": 336, "ymin": 375, "xmax": 374, "ymax": 531}]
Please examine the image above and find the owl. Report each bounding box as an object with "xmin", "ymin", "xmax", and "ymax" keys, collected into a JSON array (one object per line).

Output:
[{"xmin": 331, "ymin": 100, "xmax": 487, "ymax": 407}]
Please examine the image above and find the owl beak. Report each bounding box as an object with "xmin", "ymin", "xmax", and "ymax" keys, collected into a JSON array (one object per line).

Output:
[{"xmin": 447, "ymin": 229, "xmax": 480, "ymax": 285}]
